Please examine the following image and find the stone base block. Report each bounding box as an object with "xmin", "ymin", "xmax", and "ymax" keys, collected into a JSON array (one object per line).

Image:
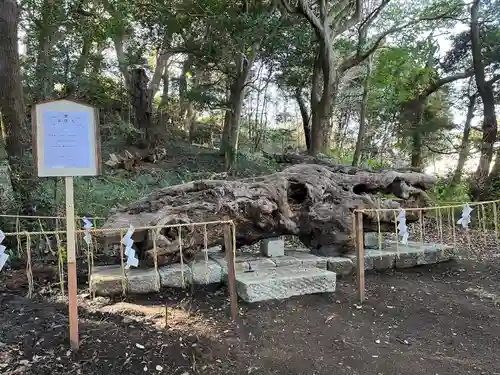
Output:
[
  {"xmin": 236, "ymin": 266, "xmax": 336, "ymax": 303},
  {"xmin": 91, "ymin": 265, "xmax": 124, "ymax": 296},
  {"xmin": 326, "ymin": 257, "xmax": 354, "ymax": 276},
  {"xmin": 365, "ymin": 232, "xmax": 384, "ymax": 249},
  {"xmin": 158, "ymin": 263, "xmax": 192, "ymax": 288},
  {"xmin": 126, "ymin": 268, "xmax": 160, "ymax": 294},
  {"xmin": 260, "ymin": 238, "xmax": 285, "ymax": 257},
  {"xmin": 189, "ymin": 259, "xmax": 223, "ymax": 284},
  {"xmin": 209, "ymin": 253, "xmax": 251, "ymax": 275}
]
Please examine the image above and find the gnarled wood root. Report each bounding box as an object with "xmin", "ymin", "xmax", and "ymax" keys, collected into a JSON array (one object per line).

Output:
[{"xmin": 100, "ymin": 163, "xmax": 436, "ymax": 266}]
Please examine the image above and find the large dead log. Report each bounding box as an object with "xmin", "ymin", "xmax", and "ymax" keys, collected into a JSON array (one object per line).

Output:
[
  {"xmin": 263, "ymin": 151, "xmax": 424, "ymax": 173},
  {"xmin": 100, "ymin": 163, "xmax": 436, "ymax": 266}
]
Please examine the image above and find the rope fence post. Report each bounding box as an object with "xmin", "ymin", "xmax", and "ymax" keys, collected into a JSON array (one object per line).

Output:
[
  {"xmin": 224, "ymin": 218, "xmax": 238, "ymax": 321},
  {"xmin": 355, "ymin": 211, "xmax": 365, "ymax": 304},
  {"xmin": 119, "ymin": 229, "xmax": 126, "ymax": 296}
]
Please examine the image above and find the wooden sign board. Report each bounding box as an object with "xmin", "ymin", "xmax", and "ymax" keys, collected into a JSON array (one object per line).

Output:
[
  {"xmin": 32, "ymin": 99, "xmax": 100, "ymax": 177},
  {"xmin": 32, "ymin": 99, "xmax": 101, "ymax": 351}
]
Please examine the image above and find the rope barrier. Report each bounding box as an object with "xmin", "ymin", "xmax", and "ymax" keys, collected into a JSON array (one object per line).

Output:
[{"xmin": 0, "ymin": 219, "xmax": 234, "ymax": 237}]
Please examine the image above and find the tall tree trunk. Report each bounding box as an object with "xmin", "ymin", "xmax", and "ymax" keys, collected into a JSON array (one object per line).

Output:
[
  {"xmin": 158, "ymin": 67, "xmax": 170, "ymax": 125},
  {"xmin": 221, "ymin": 83, "xmax": 245, "ymax": 172},
  {"xmin": 220, "ymin": 49, "xmax": 256, "ymax": 171},
  {"xmin": 450, "ymin": 95, "xmax": 475, "ymax": 188},
  {"xmin": 129, "ymin": 68, "xmax": 153, "ymax": 142},
  {"xmin": 309, "ymin": 43, "xmax": 337, "ymax": 155},
  {"xmin": 161, "ymin": 69, "xmax": 169, "ymax": 106},
  {"xmin": 294, "ymin": 88, "xmax": 311, "ymax": 151},
  {"xmin": 471, "ymin": 0, "xmax": 498, "ymax": 199},
  {"xmin": 178, "ymin": 59, "xmax": 191, "ymax": 132},
  {"xmin": 0, "ymin": 0, "xmax": 36, "ymax": 201},
  {"xmin": 352, "ymin": 56, "xmax": 372, "ymax": 166},
  {"xmin": 187, "ymin": 102, "xmax": 196, "ymax": 142},
  {"xmin": 410, "ymin": 128, "xmax": 424, "ymax": 169}
]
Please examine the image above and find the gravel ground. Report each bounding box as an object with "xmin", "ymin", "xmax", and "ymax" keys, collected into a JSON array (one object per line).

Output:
[{"xmin": 1, "ymin": 257, "xmax": 500, "ymax": 375}]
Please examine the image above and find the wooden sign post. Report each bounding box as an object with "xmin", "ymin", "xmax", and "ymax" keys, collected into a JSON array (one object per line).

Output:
[{"xmin": 32, "ymin": 99, "xmax": 100, "ymax": 350}]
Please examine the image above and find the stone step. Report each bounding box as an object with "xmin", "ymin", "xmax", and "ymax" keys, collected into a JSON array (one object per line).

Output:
[
  {"xmin": 235, "ymin": 266, "xmax": 336, "ymax": 303},
  {"xmin": 209, "ymin": 250, "xmax": 327, "ymax": 276}
]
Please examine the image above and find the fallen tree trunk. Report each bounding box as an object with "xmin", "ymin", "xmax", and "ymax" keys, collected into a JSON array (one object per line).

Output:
[
  {"xmin": 100, "ymin": 163, "xmax": 436, "ymax": 266},
  {"xmin": 263, "ymin": 151, "xmax": 424, "ymax": 173}
]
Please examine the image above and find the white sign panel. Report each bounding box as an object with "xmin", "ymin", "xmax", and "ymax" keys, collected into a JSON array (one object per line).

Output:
[{"xmin": 33, "ymin": 99, "xmax": 100, "ymax": 177}]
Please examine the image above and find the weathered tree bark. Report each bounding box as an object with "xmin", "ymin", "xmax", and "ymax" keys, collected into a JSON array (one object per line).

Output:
[
  {"xmin": 295, "ymin": 88, "xmax": 311, "ymax": 151},
  {"xmin": 450, "ymin": 94, "xmax": 476, "ymax": 189},
  {"xmin": 469, "ymin": 0, "xmax": 499, "ymax": 199},
  {"xmin": 129, "ymin": 68, "xmax": 153, "ymax": 140},
  {"xmin": 101, "ymin": 163, "xmax": 435, "ymax": 267},
  {"xmin": 0, "ymin": 0, "xmax": 37, "ymax": 201},
  {"xmin": 352, "ymin": 56, "xmax": 372, "ymax": 166},
  {"xmin": 220, "ymin": 48, "xmax": 256, "ymax": 172},
  {"xmin": 161, "ymin": 69, "xmax": 169, "ymax": 107}
]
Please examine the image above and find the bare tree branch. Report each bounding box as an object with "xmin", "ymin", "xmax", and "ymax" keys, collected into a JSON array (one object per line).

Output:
[
  {"xmin": 333, "ymin": 0, "xmax": 362, "ymax": 36},
  {"xmin": 326, "ymin": 0, "xmax": 349, "ymax": 24},
  {"xmin": 297, "ymin": 0, "xmax": 326, "ymax": 38},
  {"xmin": 420, "ymin": 70, "xmax": 474, "ymax": 99},
  {"xmin": 340, "ymin": 12, "xmax": 457, "ymax": 72}
]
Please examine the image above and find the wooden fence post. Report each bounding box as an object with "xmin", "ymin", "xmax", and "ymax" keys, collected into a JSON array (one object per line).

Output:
[
  {"xmin": 223, "ymin": 220, "xmax": 238, "ymax": 321},
  {"xmin": 355, "ymin": 211, "xmax": 365, "ymax": 304}
]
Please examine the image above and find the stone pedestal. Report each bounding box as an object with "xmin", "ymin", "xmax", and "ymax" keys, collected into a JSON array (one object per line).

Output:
[{"xmin": 260, "ymin": 238, "xmax": 285, "ymax": 257}]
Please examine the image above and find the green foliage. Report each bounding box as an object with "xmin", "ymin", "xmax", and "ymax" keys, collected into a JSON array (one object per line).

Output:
[{"xmin": 430, "ymin": 175, "xmax": 470, "ymax": 203}]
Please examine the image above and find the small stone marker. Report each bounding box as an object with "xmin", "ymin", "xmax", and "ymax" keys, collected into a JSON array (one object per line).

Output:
[
  {"xmin": 260, "ymin": 238, "xmax": 284, "ymax": 257},
  {"xmin": 0, "ymin": 229, "xmax": 9, "ymax": 271}
]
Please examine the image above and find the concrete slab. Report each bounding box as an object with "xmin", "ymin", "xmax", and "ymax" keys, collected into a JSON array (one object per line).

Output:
[
  {"xmin": 236, "ymin": 266, "xmax": 336, "ymax": 303},
  {"xmin": 158, "ymin": 263, "xmax": 192, "ymax": 288},
  {"xmin": 248, "ymin": 258, "xmax": 276, "ymax": 270},
  {"xmin": 326, "ymin": 257, "xmax": 354, "ymax": 276},
  {"xmin": 126, "ymin": 267, "xmax": 160, "ymax": 294},
  {"xmin": 91, "ymin": 265, "xmax": 125, "ymax": 296},
  {"xmin": 272, "ymin": 255, "xmax": 301, "ymax": 267},
  {"xmin": 285, "ymin": 250, "xmax": 327, "ymax": 269},
  {"xmin": 260, "ymin": 238, "xmax": 285, "ymax": 257}
]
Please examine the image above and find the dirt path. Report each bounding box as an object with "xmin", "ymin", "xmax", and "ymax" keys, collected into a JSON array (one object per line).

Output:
[{"xmin": 1, "ymin": 259, "xmax": 499, "ymax": 375}]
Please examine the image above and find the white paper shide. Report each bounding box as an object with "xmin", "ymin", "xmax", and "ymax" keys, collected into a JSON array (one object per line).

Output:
[
  {"xmin": 457, "ymin": 203, "xmax": 473, "ymax": 229},
  {"xmin": 82, "ymin": 217, "xmax": 93, "ymax": 245},
  {"xmin": 122, "ymin": 225, "xmax": 139, "ymax": 268},
  {"xmin": 397, "ymin": 209, "xmax": 409, "ymax": 245},
  {"xmin": 0, "ymin": 229, "xmax": 9, "ymax": 271}
]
